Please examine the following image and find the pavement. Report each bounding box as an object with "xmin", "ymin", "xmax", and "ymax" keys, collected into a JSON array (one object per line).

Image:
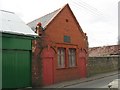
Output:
[
  {"xmin": 43, "ymin": 71, "xmax": 119, "ymax": 88},
  {"xmin": 17, "ymin": 71, "xmax": 119, "ymax": 89}
]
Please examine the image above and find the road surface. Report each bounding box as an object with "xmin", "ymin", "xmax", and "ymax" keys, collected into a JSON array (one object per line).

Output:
[{"xmin": 64, "ymin": 74, "xmax": 119, "ymax": 88}]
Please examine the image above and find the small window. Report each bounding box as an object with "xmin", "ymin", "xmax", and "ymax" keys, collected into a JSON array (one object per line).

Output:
[
  {"xmin": 57, "ymin": 48, "xmax": 66, "ymax": 68},
  {"xmin": 64, "ymin": 35, "xmax": 71, "ymax": 43},
  {"xmin": 68, "ymin": 48, "xmax": 76, "ymax": 67}
]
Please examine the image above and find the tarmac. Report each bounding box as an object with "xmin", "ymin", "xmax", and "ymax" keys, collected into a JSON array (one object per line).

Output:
[
  {"xmin": 43, "ymin": 71, "xmax": 119, "ymax": 88},
  {"xmin": 17, "ymin": 71, "xmax": 119, "ymax": 89}
]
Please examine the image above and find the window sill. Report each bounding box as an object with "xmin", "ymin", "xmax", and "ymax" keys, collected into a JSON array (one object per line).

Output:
[
  {"xmin": 56, "ymin": 66, "xmax": 78, "ymax": 70},
  {"xmin": 67, "ymin": 66, "xmax": 78, "ymax": 68},
  {"xmin": 56, "ymin": 67, "xmax": 67, "ymax": 70}
]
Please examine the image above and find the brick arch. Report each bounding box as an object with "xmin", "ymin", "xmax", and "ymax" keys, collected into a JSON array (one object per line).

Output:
[
  {"xmin": 40, "ymin": 46, "xmax": 56, "ymax": 57},
  {"xmin": 41, "ymin": 47, "xmax": 55, "ymax": 58},
  {"xmin": 50, "ymin": 46, "xmax": 57, "ymax": 54}
]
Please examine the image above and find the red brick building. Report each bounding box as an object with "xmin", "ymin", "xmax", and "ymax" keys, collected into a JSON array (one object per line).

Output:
[{"xmin": 28, "ymin": 4, "xmax": 88, "ymax": 86}]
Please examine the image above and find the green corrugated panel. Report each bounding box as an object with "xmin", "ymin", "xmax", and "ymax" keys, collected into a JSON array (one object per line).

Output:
[
  {"xmin": 0, "ymin": 50, "xmax": 2, "ymax": 89},
  {"xmin": 0, "ymin": 36, "xmax": 2, "ymax": 48},
  {"xmin": 2, "ymin": 36, "xmax": 31, "ymax": 50},
  {"xmin": 1, "ymin": 33, "xmax": 32, "ymax": 50},
  {"xmin": 0, "ymin": 34, "xmax": 2, "ymax": 89},
  {"xmin": 2, "ymin": 50, "xmax": 31, "ymax": 88}
]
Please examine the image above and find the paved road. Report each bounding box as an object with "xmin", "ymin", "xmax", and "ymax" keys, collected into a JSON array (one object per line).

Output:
[{"xmin": 64, "ymin": 74, "xmax": 119, "ymax": 88}]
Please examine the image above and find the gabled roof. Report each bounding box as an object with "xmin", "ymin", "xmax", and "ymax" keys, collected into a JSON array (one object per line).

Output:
[
  {"xmin": 28, "ymin": 4, "xmax": 85, "ymax": 36},
  {"xmin": 0, "ymin": 10, "xmax": 37, "ymax": 37}
]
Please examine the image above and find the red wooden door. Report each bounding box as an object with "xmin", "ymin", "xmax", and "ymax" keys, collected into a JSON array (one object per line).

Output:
[
  {"xmin": 79, "ymin": 57, "xmax": 86, "ymax": 78},
  {"xmin": 41, "ymin": 48, "xmax": 54, "ymax": 86},
  {"xmin": 43, "ymin": 58, "xmax": 54, "ymax": 85}
]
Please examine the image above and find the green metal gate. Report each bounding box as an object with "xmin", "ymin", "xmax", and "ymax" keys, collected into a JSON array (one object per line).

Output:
[
  {"xmin": 2, "ymin": 34, "xmax": 32, "ymax": 88},
  {"xmin": 2, "ymin": 50, "xmax": 31, "ymax": 88}
]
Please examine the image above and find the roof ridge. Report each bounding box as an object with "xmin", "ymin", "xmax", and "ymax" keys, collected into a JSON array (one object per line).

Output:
[
  {"xmin": 42, "ymin": 3, "xmax": 68, "ymax": 28},
  {"xmin": 0, "ymin": 10, "xmax": 14, "ymax": 14},
  {"xmin": 40, "ymin": 3, "xmax": 68, "ymax": 19},
  {"xmin": 27, "ymin": 3, "xmax": 69, "ymax": 25},
  {"xmin": 28, "ymin": 8, "xmax": 61, "ymax": 24},
  {"xmin": 40, "ymin": 9, "xmax": 61, "ymax": 19},
  {"xmin": 90, "ymin": 44, "xmax": 119, "ymax": 48}
]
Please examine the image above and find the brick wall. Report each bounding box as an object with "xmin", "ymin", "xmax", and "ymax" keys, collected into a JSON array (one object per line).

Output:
[
  {"xmin": 87, "ymin": 56, "xmax": 119, "ymax": 77},
  {"xmin": 54, "ymin": 66, "xmax": 81, "ymax": 83}
]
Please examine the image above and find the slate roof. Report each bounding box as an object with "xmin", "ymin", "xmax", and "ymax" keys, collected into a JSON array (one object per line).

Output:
[
  {"xmin": 89, "ymin": 45, "xmax": 120, "ymax": 57},
  {"xmin": 27, "ymin": 8, "xmax": 61, "ymax": 31},
  {"xmin": 0, "ymin": 10, "xmax": 37, "ymax": 37},
  {"xmin": 27, "ymin": 4, "xmax": 70, "ymax": 31}
]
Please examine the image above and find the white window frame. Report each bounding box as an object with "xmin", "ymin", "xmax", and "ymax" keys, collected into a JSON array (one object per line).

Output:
[
  {"xmin": 57, "ymin": 48, "xmax": 65, "ymax": 68},
  {"xmin": 68, "ymin": 48, "xmax": 76, "ymax": 67}
]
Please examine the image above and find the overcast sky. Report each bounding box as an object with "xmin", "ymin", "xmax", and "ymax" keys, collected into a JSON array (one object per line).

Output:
[{"xmin": 1, "ymin": 0, "xmax": 119, "ymax": 47}]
